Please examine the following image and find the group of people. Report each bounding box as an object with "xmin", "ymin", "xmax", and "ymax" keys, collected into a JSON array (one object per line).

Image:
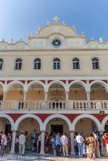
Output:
[
  {"xmin": 15, "ymin": 130, "xmax": 41, "ymax": 155},
  {"xmin": 51, "ymin": 132, "xmax": 70, "ymax": 157},
  {"xmin": 74, "ymin": 132, "xmax": 108, "ymax": 159},
  {"xmin": 45, "ymin": 132, "xmax": 70, "ymax": 157},
  {"xmin": 0, "ymin": 129, "xmax": 108, "ymax": 158},
  {"xmin": 0, "ymin": 132, "xmax": 12, "ymax": 157}
]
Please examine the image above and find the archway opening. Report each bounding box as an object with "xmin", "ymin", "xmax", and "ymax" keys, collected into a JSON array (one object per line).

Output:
[
  {"xmin": 46, "ymin": 117, "xmax": 69, "ymax": 136},
  {"xmin": 18, "ymin": 117, "xmax": 40, "ymax": 150},
  {"xmin": 28, "ymin": 83, "xmax": 44, "ymax": 100},
  {"xmin": 48, "ymin": 84, "xmax": 65, "ymax": 101},
  {"xmin": 0, "ymin": 117, "xmax": 11, "ymax": 135},
  {"xmin": 105, "ymin": 120, "xmax": 108, "ymax": 132},
  {"xmin": 69, "ymin": 83, "xmax": 86, "ymax": 100},
  {"xmin": 91, "ymin": 83, "xmax": 108, "ymax": 100},
  {"xmin": 7, "ymin": 83, "xmax": 24, "ymax": 101},
  {"xmin": 75, "ymin": 118, "xmax": 98, "ymax": 136}
]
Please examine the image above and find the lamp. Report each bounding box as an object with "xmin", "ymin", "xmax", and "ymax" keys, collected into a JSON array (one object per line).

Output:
[
  {"xmin": 80, "ymin": 119, "xmax": 83, "ymax": 124},
  {"xmin": 38, "ymin": 85, "xmax": 41, "ymax": 94},
  {"xmin": 92, "ymin": 90, "xmax": 95, "ymax": 94},
  {"xmin": 20, "ymin": 90, "xmax": 23, "ymax": 95},
  {"xmin": 75, "ymin": 90, "xmax": 77, "ymax": 94},
  {"xmin": 30, "ymin": 118, "xmax": 34, "ymax": 124}
]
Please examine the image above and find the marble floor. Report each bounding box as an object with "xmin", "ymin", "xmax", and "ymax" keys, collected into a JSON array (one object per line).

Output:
[{"xmin": 0, "ymin": 153, "xmax": 107, "ymax": 161}]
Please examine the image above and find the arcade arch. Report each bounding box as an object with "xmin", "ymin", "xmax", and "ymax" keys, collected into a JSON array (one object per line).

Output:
[
  {"xmin": 69, "ymin": 83, "xmax": 87, "ymax": 100},
  {"xmin": 43, "ymin": 114, "xmax": 72, "ymax": 131},
  {"xmin": 71, "ymin": 114, "xmax": 101, "ymax": 132},
  {"xmin": 90, "ymin": 83, "xmax": 108, "ymax": 100},
  {"xmin": 6, "ymin": 82, "xmax": 24, "ymax": 101},
  {"xmin": 48, "ymin": 83, "xmax": 65, "ymax": 100},
  {"xmin": 27, "ymin": 82, "xmax": 44, "ymax": 100},
  {"xmin": 0, "ymin": 114, "xmax": 15, "ymax": 132},
  {"xmin": 101, "ymin": 116, "xmax": 108, "ymax": 132},
  {"xmin": 14, "ymin": 114, "xmax": 43, "ymax": 150}
]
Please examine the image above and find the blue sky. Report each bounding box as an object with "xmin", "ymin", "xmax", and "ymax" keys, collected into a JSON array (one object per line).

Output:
[{"xmin": 0, "ymin": 0, "xmax": 107, "ymax": 43}]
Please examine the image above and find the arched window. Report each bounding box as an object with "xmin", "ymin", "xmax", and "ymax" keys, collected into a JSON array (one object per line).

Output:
[
  {"xmin": 92, "ymin": 58, "xmax": 100, "ymax": 69},
  {"xmin": 0, "ymin": 59, "xmax": 3, "ymax": 70},
  {"xmin": 34, "ymin": 58, "xmax": 41, "ymax": 70},
  {"xmin": 73, "ymin": 58, "xmax": 80, "ymax": 69},
  {"xmin": 53, "ymin": 58, "xmax": 60, "ymax": 69},
  {"xmin": 15, "ymin": 59, "xmax": 22, "ymax": 70}
]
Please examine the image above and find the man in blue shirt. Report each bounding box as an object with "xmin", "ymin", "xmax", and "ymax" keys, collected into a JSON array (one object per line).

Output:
[{"xmin": 55, "ymin": 133, "xmax": 61, "ymax": 156}]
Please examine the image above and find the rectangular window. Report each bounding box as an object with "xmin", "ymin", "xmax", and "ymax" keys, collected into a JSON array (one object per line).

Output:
[
  {"xmin": 15, "ymin": 63, "xmax": 22, "ymax": 70},
  {"xmin": 0, "ymin": 63, "xmax": 3, "ymax": 70}
]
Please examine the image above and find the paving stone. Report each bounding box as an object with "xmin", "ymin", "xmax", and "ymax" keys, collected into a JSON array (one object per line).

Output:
[{"xmin": 0, "ymin": 153, "xmax": 107, "ymax": 161}]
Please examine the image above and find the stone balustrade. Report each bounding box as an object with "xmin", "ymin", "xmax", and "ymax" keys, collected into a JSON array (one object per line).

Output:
[{"xmin": 0, "ymin": 100, "xmax": 108, "ymax": 111}]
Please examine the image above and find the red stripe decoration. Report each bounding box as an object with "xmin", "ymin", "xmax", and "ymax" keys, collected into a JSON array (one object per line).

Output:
[
  {"xmin": 7, "ymin": 80, "xmax": 13, "ymax": 84},
  {"xmin": 0, "ymin": 81, "xmax": 5, "ymax": 84},
  {"xmin": 81, "ymin": 80, "xmax": 87, "ymax": 84},
  {"xmin": 102, "ymin": 80, "xmax": 107, "ymax": 84},
  {"xmin": 19, "ymin": 80, "xmax": 25, "ymax": 84},
  {"xmin": 89, "ymin": 80, "xmax": 94, "ymax": 84},
  {"xmin": 68, "ymin": 80, "xmax": 73, "ymax": 84},
  {"xmin": 48, "ymin": 80, "xmax": 53, "ymax": 84},
  {"xmin": 27, "ymin": 80, "xmax": 33, "ymax": 84},
  {"xmin": 60, "ymin": 80, "xmax": 66, "ymax": 84},
  {"xmin": 40, "ymin": 80, "xmax": 45, "ymax": 84}
]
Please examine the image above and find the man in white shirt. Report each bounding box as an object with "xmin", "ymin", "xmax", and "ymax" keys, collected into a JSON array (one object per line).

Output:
[
  {"xmin": 60, "ymin": 133, "xmax": 69, "ymax": 157},
  {"xmin": 19, "ymin": 132, "xmax": 25, "ymax": 156},
  {"xmin": 76, "ymin": 133, "xmax": 84, "ymax": 158},
  {"xmin": 1, "ymin": 131, "xmax": 7, "ymax": 157}
]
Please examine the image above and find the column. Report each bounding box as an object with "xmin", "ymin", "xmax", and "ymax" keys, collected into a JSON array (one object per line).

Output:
[
  {"xmin": 3, "ymin": 92, "xmax": 7, "ymax": 101},
  {"xmin": 99, "ymin": 131, "xmax": 104, "ymax": 135},
  {"xmin": 45, "ymin": 92, "xmax": 48, "ymax": 101},
  {"xmin": 40, "ymin": 131, "xmax": 45, "ymax": 155},
  {"xmin": 10, "ymin": 130, "xmax": 16, "ymax": 154},
  {"xmin": 3, "ymin": 92, "xmax": 7, "ymax": 109},
  {"xmin": 24, "ymin": 92, "xmax": 27, "ymax": 108},
  {"xmin": 86, "ymin": 91, "xmax": 90, "ymax": 101},
  {"xmin": 45, "ymin": 80, "xmax": 48, "ymax": 101},
  {"xmin": 24, "ymin": 92, "xmax": 27, "ymax": 101},
  {"xmin": 70, "ymin": 131, "xmax": 75, "ymax": 155},
  {"xmin": 86, "ymin": 91, "xmax": 91, "ymax": 108},
  {"xmin": 66, "ymin": 92, "xmax": 69, "ymax": 101}
]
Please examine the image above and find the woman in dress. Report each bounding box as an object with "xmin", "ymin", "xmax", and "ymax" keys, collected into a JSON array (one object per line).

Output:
[
  {"xmin": 45, "ymin": 132, "xmax": 49, "ymax": 153},
  {"xmin": 25, "ymin": 131, "xmax": 28, "ymax": 151},
  {"xmin": 104, "ymin": 133, "xmax": 108, "ymax": 156},
  {"xmin": 86, "ymin": 134, "xmax": 90, "ymax": 159},
  {"xmin": 6, "ymin": 133, "xmax": 12, "ymax": 153},
  {"xmin": 88, "ymin": 133, "xmax": 96, "ymax": 160}
]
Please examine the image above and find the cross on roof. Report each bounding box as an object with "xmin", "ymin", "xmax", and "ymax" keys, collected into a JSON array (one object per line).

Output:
[{"xmin": 53, "ymin": 16, "xmax": 59, "ymax": 22}]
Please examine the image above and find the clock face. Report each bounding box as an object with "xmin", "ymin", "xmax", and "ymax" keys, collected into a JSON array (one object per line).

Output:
[{"xmin": 52, "ymin": 39, "xmax": 61, "ymax": 47}]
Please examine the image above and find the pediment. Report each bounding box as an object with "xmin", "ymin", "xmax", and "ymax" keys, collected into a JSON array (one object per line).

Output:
[
  {"xmin": 87, "ymin": 40, "xmax": 99, "ymax": 48},
  {"xmin": 15, "ymin": 41, "xmax": 27, "ymax": 50}
]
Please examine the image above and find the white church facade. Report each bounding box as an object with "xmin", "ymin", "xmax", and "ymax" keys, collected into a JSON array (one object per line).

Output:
[{"xmin": 0, "ymin": 17, "xmax": 108, "ymax": 154}]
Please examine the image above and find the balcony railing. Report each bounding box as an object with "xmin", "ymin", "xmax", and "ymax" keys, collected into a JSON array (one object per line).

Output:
[{"xmin": 0, "ymin": 100, "xmax": 108, "ymax": 111}]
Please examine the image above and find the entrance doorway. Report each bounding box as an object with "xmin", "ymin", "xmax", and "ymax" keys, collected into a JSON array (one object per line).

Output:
[
  {"xmin": 105, "ymin": 121, "xmax": 108, "ymax": 132},
  {"xmin": 51, "ymin": 125, "xmax": 63, "ymax": 134},
  {"xmin": 105, "ymin": 125, "xmax": 108, "ymax": 132},
  {"xmin": 5, "ymin": 124, "xmax": 11, "ymax": 134},
  {"xmin": 46, "ymin": 118, "xmax": 69, "ymax": 136}
]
